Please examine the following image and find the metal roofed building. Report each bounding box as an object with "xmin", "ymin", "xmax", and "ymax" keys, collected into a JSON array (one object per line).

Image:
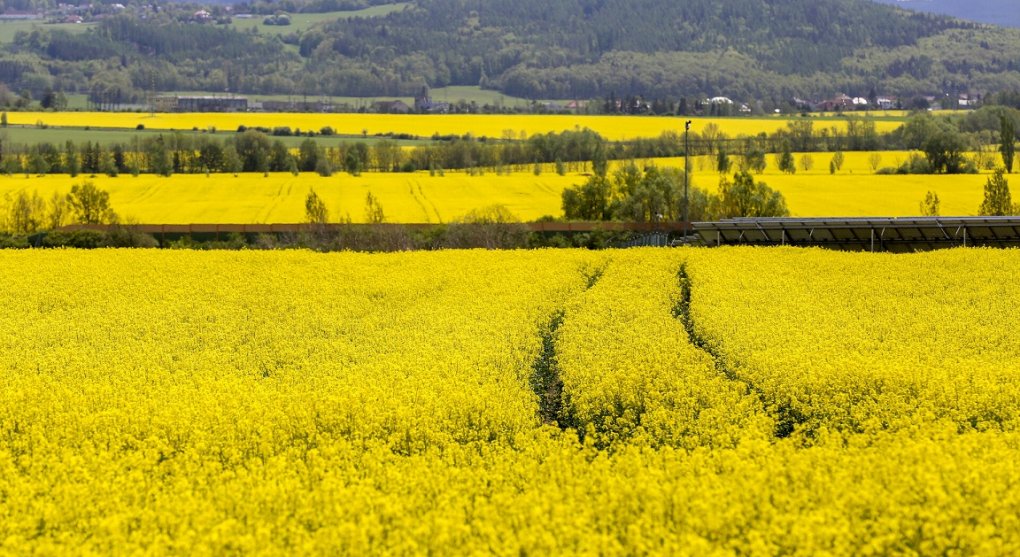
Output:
[{"xmin": 154, "ymin": 95, "xmax": 248, "ymax": 112}]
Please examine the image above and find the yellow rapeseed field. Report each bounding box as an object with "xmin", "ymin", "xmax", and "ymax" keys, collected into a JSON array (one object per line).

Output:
[
  {"xmin": 554, "ymin": 250, "xmax": 773, "ymax": 449},
  {"xmin": 764, "ymin": 173, "xmax": 986, "ymax": 217},
  {"xmin": 3, "ymin": 248, "xmax": 1020, "ymax": 554},
  {"xmin": 0, "ymin": 156, "xmax": 997, "ymax": 225},
  {"xmin": 7, "ymin": 112, "xmax": 904, "ymax": 141},
  {"xmin": 0, "ymin": 171, "xmax": 578, "ymax": 224},
  {"xmin": 646, "ymin": 151, "xmax": 994, "ymax": 217},
  {"xmin": 686, "ymin": 247, "xmax": 1020, "ymax": 436}
]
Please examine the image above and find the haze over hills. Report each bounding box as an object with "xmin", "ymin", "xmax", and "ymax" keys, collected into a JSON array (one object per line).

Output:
[
  {"xmin": 3, "ymin": 0, "xmax": 1020, "ymax": 106},
  {"xmin": 872, "ymin": 0, "xmax": 1020, "ymax": 29}
]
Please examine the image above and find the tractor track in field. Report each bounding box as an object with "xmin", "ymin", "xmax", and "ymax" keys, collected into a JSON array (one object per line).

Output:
[
  {"xmin": 529, "ymin": 261, "xmax": 609, "ymax": 429},
  {"xmin": 675, "ymin": 263, "xmax": 806, "ymax": 438}
]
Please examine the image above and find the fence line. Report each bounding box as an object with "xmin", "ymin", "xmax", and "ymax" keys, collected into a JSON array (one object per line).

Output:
[{"xmin": 57, "ymin": 222, "xmax": 693, "ymax": 234}]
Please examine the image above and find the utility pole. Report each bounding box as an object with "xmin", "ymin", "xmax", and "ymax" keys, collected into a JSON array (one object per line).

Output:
[
  {"xmin": 148, "ymin": 71, "xmax": 156, "ymax": 117},
  {"xmin": 684, "ymin": 119, "xmax": 692, "ymax": 235}
]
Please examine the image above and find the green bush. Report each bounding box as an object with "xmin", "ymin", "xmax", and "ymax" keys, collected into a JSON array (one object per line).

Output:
[
  {"xmin": 41, "ymin": 230, "xmax": 109, "ymax": 248},
  {"xmin": 0, "ymin": 233, "xmax": 30, "ymax": 248},
  {"xmin": 40, "ymin": 229, "xmax": 158, "ymax": 248}
]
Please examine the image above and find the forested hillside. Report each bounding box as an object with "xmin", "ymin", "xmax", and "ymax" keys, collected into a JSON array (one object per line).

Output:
[{"xmin": 3, "ymin": 0, "xmax": 1020, "ymax": 106}]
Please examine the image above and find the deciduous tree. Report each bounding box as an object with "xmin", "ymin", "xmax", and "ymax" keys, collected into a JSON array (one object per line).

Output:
[
  {"xmin": 712, "ymin": 171, "xmax": 789, "ymax": 219},
  {"xmin": 67, "ymin": 181, "xmax": 118, "ymax": 225},
  {"xmin": 364, "ymin": 192, "xmax": 385, "ymax": 224},
  {"xmin": 1000, "ymin": 115, "xmax": 1015, "ymax": 173},
  {"xmin": 979, "ymin": 169, "xmax": 1013, "ymax": 216},
  {"xmin": 305, "ymin": 189, "xmax": 329, "ymax": 224},
  {"xmin": 919, "ymin": 191, "xmax": 940, "ymax": 216}
]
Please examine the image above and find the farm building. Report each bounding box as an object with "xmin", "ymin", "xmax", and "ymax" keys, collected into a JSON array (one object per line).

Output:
[
  {"xmin": 155, "ymin": 95, "xmax": 248, "ymax": 112},
  {"xmin": 261, "ymin": 99, "xmax": 336, "ymax": 112}
]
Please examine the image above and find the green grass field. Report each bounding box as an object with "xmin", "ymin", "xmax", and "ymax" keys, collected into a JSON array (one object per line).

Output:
[
  {"xmin": 0, "ymin": 125, "xmax": 427, "ymax": 148},
  {"xmin": 319, "ymin": 85, "xmax": 534, "ymax": 110},
  {"xmin": 228, "ymin": 3, "xmax": 410, "ymax": 37},
  {"xmin": 164, "ymin": 86, "xmax": 533, "ymax": 110},
  {"xmin": 60, "ymin": 94, "xmax": 90, "ymax": 111},
  {"xmin": 0, "ymin": 20, "xmax": 94, "ymax": 43}
]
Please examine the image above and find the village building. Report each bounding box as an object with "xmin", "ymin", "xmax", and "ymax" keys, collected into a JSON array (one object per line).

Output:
[
  {"xmin": 261, "ymin": 99, "xmax": 335, "ymax": 112},
  {"xmin": 374, "ymin": 100, "xmax": 412, "ymax": 114},
  {"xmin": 154, "ymin": 95, "xmax": 248, "ymax": 112},
  {"xmin": 414, "ymin": 87, "xmax": 450, "ymax": 113},
  {"xmin": 816, "ymin": 94, "xmax": 854, "ymax": 112},
  {"xmin": 958, "ymin": 93, "xmax": 979, "ymax": 108}
]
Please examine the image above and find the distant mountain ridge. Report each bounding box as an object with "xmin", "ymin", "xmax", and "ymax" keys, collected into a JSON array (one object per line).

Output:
[
  {"xmin": 295, "ymin": 0, "xmax": 1020, "ymax": 100},
  {"xmin": 872, "ymin": 0, "xmax": 1020, "ymax": 28},
  {"xmin": 4, "ymin": 0, "xmax": 1020, "ymax": 104}
]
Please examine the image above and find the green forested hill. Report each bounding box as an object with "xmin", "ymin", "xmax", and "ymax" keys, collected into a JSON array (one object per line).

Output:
[
  {"xmin": 302, "ymin": 0, "xmax": 994, "ymax": 99},
  {"xmin": 3, "ymin": 0, "xmax": 1020, "ymax": 106}
]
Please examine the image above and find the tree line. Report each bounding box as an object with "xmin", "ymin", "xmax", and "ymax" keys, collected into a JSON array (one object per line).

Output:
[
  {"xmin": 3, "ymin": 106, "xmax": 1020, "ymax": 178},
  {"xmin": 0, "ymin": 127, "xmax": 647, "ymax": 176}
]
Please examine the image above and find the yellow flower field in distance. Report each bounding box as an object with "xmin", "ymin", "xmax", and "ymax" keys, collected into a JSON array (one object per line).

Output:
[
  {"xmin": 649, "ymin": 151, "xmax": 993, "ymax": 217},
  {"xmin": 0, "ymin": 149, "xmax": 999, "ymax": 224},
  {"xmin": 758, "ymin": 150, "xmax": 992, "ymax": 217},
  {"xmin": 766, "ymin": 173, "xmax": 986, "ymax": 217},
  {"xmin": 4, "ymin": 248, "xmax": 1020, "ymax": 554},
  {"xmin": 0, "ymin": 171, "xmax": 578, "ymax": 223},
  {"xmin": 7, "ymin": 111, "xmax": 904, "ymax": 141},
  {"xmin": 670, "ymin": 150, "xmax": 922, "ymax": 175}
]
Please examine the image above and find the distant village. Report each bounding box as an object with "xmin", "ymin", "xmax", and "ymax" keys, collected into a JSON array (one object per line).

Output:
[
  {"xmin": 149, "ymin": 89, "xmax": 983, "ymax": 115},
  {"xmin": 796, "ymin": 92, "xmax": 979, "ymax": 112},
  {"xmin": 0, "ymin": 2, "xmax": 237, "ymax": 25},
  {"xmin": 150, "ymin": 87, "xmax": 456, "ymax": 114}
]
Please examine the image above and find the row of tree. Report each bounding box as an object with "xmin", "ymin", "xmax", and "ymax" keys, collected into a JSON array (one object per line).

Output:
[
  {"xmin": 0, "ymin": 128, "xmax": 615, "ymax": 176},
  {"xmin": 0, "ymin": 131, "xmax": 367, "ymax": 177},
  {"xmin": 2, "ymin": 107, "xmax": 1020, "ymax": 177}
]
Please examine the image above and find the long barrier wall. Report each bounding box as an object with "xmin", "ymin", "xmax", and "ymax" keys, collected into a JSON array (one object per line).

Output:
[{"xmin": 59, "ymin": 222, "xmax": 693, "ymax": 234}]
